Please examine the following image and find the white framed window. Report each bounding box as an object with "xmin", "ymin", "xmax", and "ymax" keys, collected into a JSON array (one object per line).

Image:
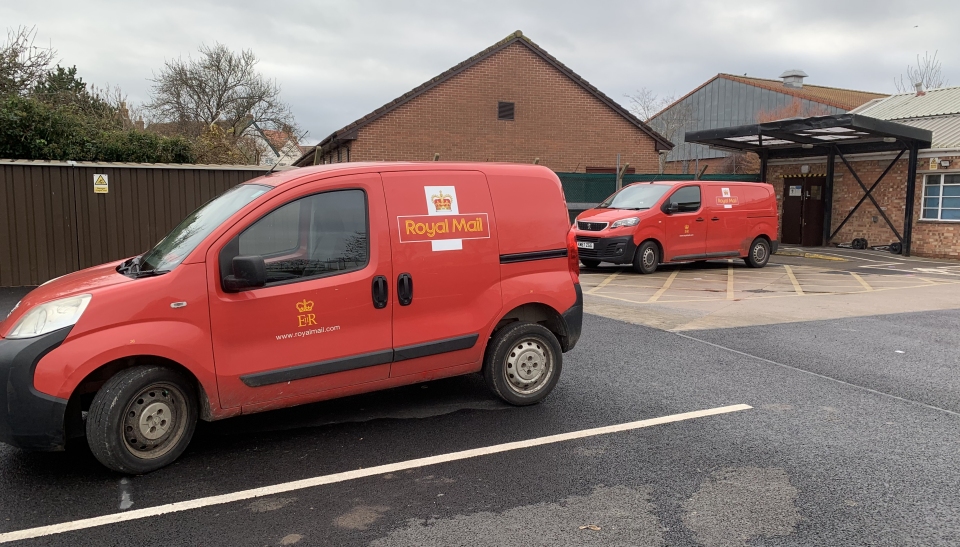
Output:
[{"xmin": 922, "ymin": 174, "xmax": 960, "ymax": 221}]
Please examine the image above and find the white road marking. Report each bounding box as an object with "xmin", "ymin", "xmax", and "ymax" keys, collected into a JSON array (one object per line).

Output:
[{"xmin": 0, "ymin": 404, "xmax": 752, "ymax": 544}]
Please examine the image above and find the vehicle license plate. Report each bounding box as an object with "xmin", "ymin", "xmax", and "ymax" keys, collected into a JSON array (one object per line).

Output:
[{"xmin": 577, "ymin": 241, "xmax": 594, "ymax": 249}]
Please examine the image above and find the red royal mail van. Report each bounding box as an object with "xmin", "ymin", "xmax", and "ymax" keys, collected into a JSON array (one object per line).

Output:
[
  {"xmin": 574, "ymin": 180, "xmax": 779, "ymax": 273},
  {"xmin": 0, "ymin": 163, "xmax": 582, "ymax": 473}
]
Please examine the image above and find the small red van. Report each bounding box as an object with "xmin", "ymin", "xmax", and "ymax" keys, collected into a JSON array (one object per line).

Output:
[
  {"xmin": 0, "ymin": 163, "xmax": 582, "ymax": 473},
  {"xmin": 574, "ymin": 180, "xmax": 779, "ymax": 273}
]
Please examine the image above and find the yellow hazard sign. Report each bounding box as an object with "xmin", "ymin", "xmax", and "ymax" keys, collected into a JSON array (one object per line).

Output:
[{"xmin": 94, "ymin": 174, "xmax": 109, "ymax": 194}]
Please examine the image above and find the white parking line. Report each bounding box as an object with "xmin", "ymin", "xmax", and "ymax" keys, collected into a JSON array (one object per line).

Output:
[{"xmin": 0, "ymin": 404, "xmax": 752, "ymax": 544}]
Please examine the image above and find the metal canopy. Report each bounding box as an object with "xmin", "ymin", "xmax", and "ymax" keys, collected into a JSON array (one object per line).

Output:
[
  {"xmin": 684, "ymin": 114, "xmax": 932, "ymax": 159},
  {"xmin": 685, "ymin": 114, "xmax": 934, "ymax": 257}
]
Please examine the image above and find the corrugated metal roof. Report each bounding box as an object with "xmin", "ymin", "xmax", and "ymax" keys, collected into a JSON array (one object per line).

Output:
[
  {"xmin": 895, "ymin": 116, "xmax": 960, "ymax": 149},
  {"xmin": 850, "ymin": 86, "xmax": 960, "ymax": 120}
]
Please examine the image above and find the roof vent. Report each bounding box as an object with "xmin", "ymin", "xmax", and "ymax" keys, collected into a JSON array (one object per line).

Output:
[
  {"xmin": 779, "ymin": 69, "xmax": 809, "ymax": 89},
  {"xmin": 915, "ymin": 82, "xmax": 926, "ymax": 97}
]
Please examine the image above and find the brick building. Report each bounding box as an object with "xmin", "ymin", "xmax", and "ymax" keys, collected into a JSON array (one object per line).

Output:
[
  {"xmin": 688, "ymin": 86, "xmax": 960, "ymax": 259},
  {"xmin": 294, "ymin": 31, "xmax": 671, "ymax": 172}
]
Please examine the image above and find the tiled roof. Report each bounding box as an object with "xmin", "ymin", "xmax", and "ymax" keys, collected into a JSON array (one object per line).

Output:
[
  {"xmin": 295, "ymin": 31, "xmax": 672, "ymax": 166},
  {"xmin": 849, "ymin": 85, "xmax": 960, "ymax": 120},
  {"xmin": 718, "ymin": 74, "xmax": 887, "ymax": 110}
]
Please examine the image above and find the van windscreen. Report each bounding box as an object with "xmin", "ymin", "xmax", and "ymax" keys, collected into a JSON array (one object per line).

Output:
[
  {"xmin": 136, "ymin": 184, "xmax": 271, "ymax": 274},
  {"xmin": 598, "ymin": 184, "xmax": 671, "ymax": 210}
]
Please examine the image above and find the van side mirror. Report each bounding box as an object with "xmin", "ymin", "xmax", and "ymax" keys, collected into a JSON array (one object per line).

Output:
[
  {"xmin": 665, "ymin": 202, "xmax": 680, "ymax": 214},
  {"xmin": 223, "ymin": 255, "xmax": 267, "ymax": 292}
]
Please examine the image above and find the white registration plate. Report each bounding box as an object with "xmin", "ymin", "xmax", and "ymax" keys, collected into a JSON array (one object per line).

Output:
[{"xmin": 577, "ymin": 241, "xmax": 594, "ymax": 249}]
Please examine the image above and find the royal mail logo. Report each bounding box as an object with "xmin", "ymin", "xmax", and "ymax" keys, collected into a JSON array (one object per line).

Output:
[
  {"xmin": 716, "ymin": 196, "xmax": 739, "ymax": 205},
  {"xmin": 431, "ymin": 190, "xmax": 453, "ymax": 212},
  {"xmin": 398, "ymin": 214, "xmax": 491, "ymax": 243},
  {"xmin": 296, "ymin": 299, "xmax": 316, "ymax": 327},
  {"xmin": 722, "ymin": 187, "xmax": 731, "ymax": 198}
]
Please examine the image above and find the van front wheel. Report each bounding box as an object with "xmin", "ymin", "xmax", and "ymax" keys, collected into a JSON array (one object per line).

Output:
[
  {"xmin": 632, "ymin": 241, "xmax": 659, "ymax": 274},
  {"xmin": 483, "ymin": 322, "xmax": 562, "ymax": 406},
  {"xmin": 745, "ymin": 238, "xmax": 771, "ymax": 268},
  {"xmin": 86, "ymin": 366, "xmax": 198, "ymax": 474}
]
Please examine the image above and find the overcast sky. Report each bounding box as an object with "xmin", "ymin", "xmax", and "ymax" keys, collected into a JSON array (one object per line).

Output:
[{"xmin": 4, "ymin": 0, "xmax": 958, "ymax": 144}]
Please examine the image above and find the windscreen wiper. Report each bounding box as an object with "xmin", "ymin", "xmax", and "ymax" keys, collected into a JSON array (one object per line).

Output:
[{"xmin": 133, "ymin": 269, "xmax": 169, "ymax": 279}]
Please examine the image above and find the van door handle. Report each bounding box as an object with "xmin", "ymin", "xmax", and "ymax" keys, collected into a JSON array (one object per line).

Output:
[
  {"xmin": 397, "ymin": 273, "xmax": 413, "ymax": 306},
  {"xmin": 711, "ymin": 217, "xmax": 720, "ymax": 221},
  {"xmin": 372, "ymin": 275, "xmax": 388, "ymax": 309},
  {"xmin": 695, "ymin": 217, "xmax": 705, "ymax": 222}
]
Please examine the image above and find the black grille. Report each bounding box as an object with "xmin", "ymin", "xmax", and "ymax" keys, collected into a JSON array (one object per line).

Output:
[
  {"xmin": 498, "ymin": 101, "xmax": 515, "ymax": 120},
  {"xmin": 577, "ymin": 221, "xmax": 607, "ymax": 231},
  {"xmin": 576, "ymin": 235, "xmax": 629, "ymax": 260}
]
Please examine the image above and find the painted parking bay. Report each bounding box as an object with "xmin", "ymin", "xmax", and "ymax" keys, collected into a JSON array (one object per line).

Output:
[{"xmin": 580, "ymin": 256, "xmax": 960, "ymax": 331}]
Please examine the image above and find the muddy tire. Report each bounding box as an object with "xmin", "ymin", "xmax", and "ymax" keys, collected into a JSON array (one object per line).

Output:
[
  {"xmin": 483, "ymin": 322, "xmax": 562, "ymax": 406},
  {"xmin": 86, "ymin": 366, "xmax": 198, "ymax": 474}
]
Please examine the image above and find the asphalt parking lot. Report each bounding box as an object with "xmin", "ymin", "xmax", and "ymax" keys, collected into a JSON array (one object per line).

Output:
[{"xmin": 1, "ymin": 250, "xmax": 960, "ymax": 546}]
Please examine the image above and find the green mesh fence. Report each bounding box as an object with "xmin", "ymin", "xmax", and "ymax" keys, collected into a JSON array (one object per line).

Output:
[{"xmin": 558, "ymin": 172, "xmax": 761, "ymax": 207}]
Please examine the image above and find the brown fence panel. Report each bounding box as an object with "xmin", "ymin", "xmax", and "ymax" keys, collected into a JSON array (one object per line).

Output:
[
  {"xmin": 0, "ymin": 164, "xmax": 78, "ymax": 287},
  {"xmin": 1, "ymin": 162, "xmax": 272, "ymax": 287},
  {"xmin": 72, "ymin": 166, "xmax": 269, "ymax": 271}
]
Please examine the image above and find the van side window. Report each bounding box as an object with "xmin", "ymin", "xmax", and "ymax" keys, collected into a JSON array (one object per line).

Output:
[
  {"xmin": 222, "ymin": 189, "xmax": 368, "ymax": 286},
  {"xmin": 667, "ymin": 186, "xmax": 701, "ymax": 213}
]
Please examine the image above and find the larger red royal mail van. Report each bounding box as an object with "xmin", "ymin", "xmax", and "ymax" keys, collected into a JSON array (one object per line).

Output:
[
  {"xmin": 574, "ymin": 180, "xmax": 779, "ymax": 273},
  {"xmin": 0, "ymin": 163, "xmax": 582, "ymax": 473}
]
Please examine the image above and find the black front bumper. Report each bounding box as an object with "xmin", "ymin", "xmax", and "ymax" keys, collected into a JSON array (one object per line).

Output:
[
  {"xmin": 0, "ymin": 327, "xmax": 71, "ymax": 451},
  {"xmin": 575, "ymin": 235, "xmax": 637, "ymax": 265}
]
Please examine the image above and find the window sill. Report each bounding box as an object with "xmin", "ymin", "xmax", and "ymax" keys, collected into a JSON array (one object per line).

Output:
[{"xmin": 918, "ymin": 219, "xmax": 960, "ymax": 224}]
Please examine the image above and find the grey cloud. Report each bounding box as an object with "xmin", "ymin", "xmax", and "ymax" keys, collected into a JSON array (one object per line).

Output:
[{"xmin": 2, "ymin": 0, "xmax": 957, "ymax": 143}]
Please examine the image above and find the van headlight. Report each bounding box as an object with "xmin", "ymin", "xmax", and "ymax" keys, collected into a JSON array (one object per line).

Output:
[
  {"xmin": 6, "ymin": 295, "xmax": 92, "ymax": 339},
  {"xmin": 611, "ymin": 217, "xmax": 640, "ymax": 228}
]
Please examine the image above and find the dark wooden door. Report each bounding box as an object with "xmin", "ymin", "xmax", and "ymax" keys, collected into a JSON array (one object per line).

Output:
[
  {"xmin": 801, "ymin": 178, "xmax": 825, "ymax": 246},
  {"xmin": 782, "ymin": 177, "xmax": 825, "ymax": 246}
]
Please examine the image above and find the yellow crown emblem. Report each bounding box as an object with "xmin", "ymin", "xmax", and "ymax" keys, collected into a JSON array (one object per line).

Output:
[
  {"xmin": 431, "ymin": 191, "xmax": 453, "ymax": 211},
  {"xmin": 296, "ymin": 299, "xmax": 314, "ymax": 313}
]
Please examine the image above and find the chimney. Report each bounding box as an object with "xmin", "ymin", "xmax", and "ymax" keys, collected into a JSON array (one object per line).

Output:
[
  {"xmin": 915, "ymin": 82, "xmax": 926, "ymax": 96},
  {"xmin": 779, "ymin": 69, "xmax": 809, "ymax": 89}
]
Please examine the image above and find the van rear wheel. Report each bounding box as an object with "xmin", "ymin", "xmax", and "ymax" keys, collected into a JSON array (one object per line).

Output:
[
  {"xmin": 86, "ymin": 366, "xmax": 198, "ymax": 474},
  {"xmin": 483, "ymin": 322, "xmax": 562, "ymax": 406},
  {"xmin": 745, "ymin": 238, "xmax": 771, "ymax": 268},
  {"xmin": 632, "ymin": 241, "xmax": 659, "ymax": 274}
]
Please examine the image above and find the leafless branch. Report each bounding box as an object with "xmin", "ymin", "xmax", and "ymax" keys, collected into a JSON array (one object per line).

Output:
[
  {"xmin": 895, "ymin": 51, "xmax": 948, "ymax": 93},
  {"xmin": 0, "ymin": 26, "xmax": 56, "ymax": 96},
  {"xmin": 147, "ymin": 43, "xmax": 297, "ymax": 137},
  {"xmin": 626, "ymin": 88, "xmax": 695, "ymax": 173}
]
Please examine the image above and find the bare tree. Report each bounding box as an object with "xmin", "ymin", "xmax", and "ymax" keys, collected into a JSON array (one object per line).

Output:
[
  {"xmin": 0, "ymin": 26, "xmax": 56, "ymax": 96},
  {"xmin": 147, "ymin": 43, "xmax": 298, "ymax": 137},
  {"xmin": 626, "ymin": 87, "xmax": 695, "ymax": 173},
  {"xmin": 895, "ymin": 51, "xmax": 948, "ymax": 93}
]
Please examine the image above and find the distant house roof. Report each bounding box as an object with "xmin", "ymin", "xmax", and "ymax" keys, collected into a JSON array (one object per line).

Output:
[
  {"xmin": 851, "ymin": 86, "xmax": 960, "ymax": 149},
  {"xmin": 296, "ymin": 31, "xmax": 672, "ymax": 166},
  {"xmin": 655, "ymin": 74, "xmax": 887, "ymax": 121}
]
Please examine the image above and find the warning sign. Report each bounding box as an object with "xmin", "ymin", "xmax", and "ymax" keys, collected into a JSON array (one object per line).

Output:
[{"xmin": 93, "ymin": 174, "xmax": 109, "ymax": 194}]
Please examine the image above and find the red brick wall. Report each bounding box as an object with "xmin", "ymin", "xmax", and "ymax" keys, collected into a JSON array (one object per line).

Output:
[
  {"xmin": 338, "ymin": 43, "xmax": 661, "ymax": 173},
  {"xmin": 768, "ymin": 154, "xmax": 960, "ymax": 259}
]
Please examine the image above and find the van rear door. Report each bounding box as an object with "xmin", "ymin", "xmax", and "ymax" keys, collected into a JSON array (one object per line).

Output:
[{"xmin": 381, "ymin": 170, "xmax": 502, "ymax": 377}]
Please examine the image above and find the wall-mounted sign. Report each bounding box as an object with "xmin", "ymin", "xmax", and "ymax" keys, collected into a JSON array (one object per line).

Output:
[
  {"xmin": 789, "ymin": 185, "xmax": 802, "ymax": 197},
  {"xmin": 929, "ymin": 157, "xmax": 939, "ymax": 170},
  {"xmin": 93, "ymin": 174, "xmax": 109, "ymax": 194}
]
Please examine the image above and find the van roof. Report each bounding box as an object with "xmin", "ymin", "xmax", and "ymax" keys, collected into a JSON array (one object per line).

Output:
[
  {"xmin": 247, "ymin": 162, "xmax": 561, "ymax": 188},
  {"xmin": 623, "ymin": 179, "xmax": 769, "ymax": 187}
]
